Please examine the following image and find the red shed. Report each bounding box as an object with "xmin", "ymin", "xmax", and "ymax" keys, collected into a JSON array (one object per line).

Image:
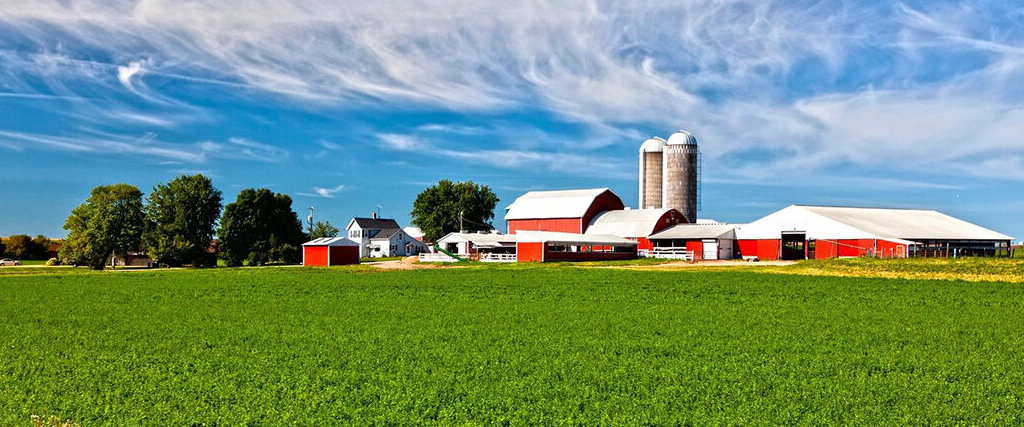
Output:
[
  {"xmin": 302, "ymin": 237, "xmax": 360, "ymax": 266},
  {"xmin": 505, "ymin": 188, "xmax": 624, "ymax": 234}
]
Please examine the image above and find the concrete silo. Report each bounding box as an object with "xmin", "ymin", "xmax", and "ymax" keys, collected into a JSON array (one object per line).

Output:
[
  {"xmin": 638, "ymin": 137, "xmax": 666, "ymax": 209},
  {"xmin": 663, "ymin": 130, "xmax": 699, "ymax": 223}
]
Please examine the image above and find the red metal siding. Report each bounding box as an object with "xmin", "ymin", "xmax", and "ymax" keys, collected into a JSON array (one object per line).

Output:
[
  {"xmin": 580, "ymin": 191, "xmax": 625, "ymax": 233},
  {"xmin": 636, "ymin": 238, "xmax": 653, "ymax": 251},
  {"xmin": 543, "ymin": 247, "xmax": 637, "ymax": 262},
  {"xmin": 303, "ymin": 246, "xmax": 329, "ymax": 266},
  {"xmin": 652, "ymin": 209, "xmax": 687, "ymax": 233},
  {"xmin": 685, "ymin": 240, "xmax": 704, "ymax": 259},
  {"xmin": 516, "ymin": 242, "xmax": 546, "ymax": 262},
  {"xmin": 508, "ymin": 218, "xmax": 583, "ymax": 234},
  {"xmin": 738, "ymin": 239, "xmax": 781, "ymax": 260},
  {"xmin": 875, "ymin": 239, "xmax": 908, "ymax": 258},
  {"xmin": 329, "ymin": 246, "xmax": 360, "ymax": 265}
]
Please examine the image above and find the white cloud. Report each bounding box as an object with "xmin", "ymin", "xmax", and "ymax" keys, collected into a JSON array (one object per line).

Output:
[
  {"xmin": 0, "ymin": 0, "xmax": 1022, "ymax": 184},
  {"xmin": 116, "ymin": 61, "xmax": 144, "ymax": 90},
  {"xmin": 297, "ymin": 184, "xmax": 346, "ymax": 199},
  {"xmin": 0, "ymin": 129, "xmax": 288, "ymax": 164}
]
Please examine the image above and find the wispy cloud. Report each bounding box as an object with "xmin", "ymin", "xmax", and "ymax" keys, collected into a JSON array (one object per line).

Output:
[
  {"xmin": 297, "ymin": 184, "xmax": 346, "ymax": 198},
  {"xmin": 0, "ymin": 129, "xmax": 288, "ymax": 164},
  {"xmin": 0, "ymin": 0, "xmax": 1022, "ymax": 184},
  {"xmin": 376, "ymin": 132, "xmax": 631, "ymax": 179}
]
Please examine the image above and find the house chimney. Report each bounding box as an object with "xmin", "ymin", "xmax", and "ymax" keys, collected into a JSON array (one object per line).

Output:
[{"xmin": 372, "ymin": 212, "xmax": 378, "ymax": 220}]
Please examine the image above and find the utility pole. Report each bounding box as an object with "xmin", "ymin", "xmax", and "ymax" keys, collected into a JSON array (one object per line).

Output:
[{"xmin": 459, "ymin": 210, "xmax": 464, "ymax": 233}]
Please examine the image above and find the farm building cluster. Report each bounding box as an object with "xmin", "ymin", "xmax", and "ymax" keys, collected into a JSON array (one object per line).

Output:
[{"xmin": 303, "ymin": 130, "xmax": 1014, "ymax": 265}]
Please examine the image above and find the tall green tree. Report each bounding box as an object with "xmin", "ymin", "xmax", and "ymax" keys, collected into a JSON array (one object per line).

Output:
[
  {"xmin": 410, "ymin": 180, "xmax": 498, "ymax": 242},
  {"xmin": 217, "ymin": 188, "xmax": 305, "ymax": 266},
  {"xmin": 60, "ymin": 184, "xmax": 146, "ymax": 269},
  {"xmin": 144, "ymin": 174, "xmax": 223, "ymax": 267},
  {"xmin": 309, "ymin": 221, "xmax": 339, "ymax": 240}
]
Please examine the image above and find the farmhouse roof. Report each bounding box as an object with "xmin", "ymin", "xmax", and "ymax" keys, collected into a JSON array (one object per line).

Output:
[
  {"xmin": 505, "ymin": 188, "xmax": 612, "ymax": 220},
  {"xmin": 369, "ymin": 228, "xmax": 402, "ymax": 240},
  {"xmin": 349, "ymin": 217, "xmax": 400, "ymax": 230}
]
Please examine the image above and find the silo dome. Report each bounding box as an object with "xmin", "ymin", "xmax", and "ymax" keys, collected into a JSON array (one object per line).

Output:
[
  {"xmin": 666, "ymin": 130, "xmax": 697, "ymax": 145},
  {"xmin": 639, "ymin": 136, "xmax": 666, "ymax": 153}
]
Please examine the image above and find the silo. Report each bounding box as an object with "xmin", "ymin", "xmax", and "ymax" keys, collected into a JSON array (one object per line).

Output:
[
  {"xmin": 663, "ymin": 130, "xmax": 699, "ymax": 223},
  {"xmin": 638, "ymin": 137, "xmax": 666, "ymax": 209}
]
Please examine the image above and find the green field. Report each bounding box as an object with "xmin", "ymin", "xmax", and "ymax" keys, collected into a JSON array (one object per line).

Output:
[{"xmin": 3, "ymin": 265, "xmax": 1024, "ymax": 425}]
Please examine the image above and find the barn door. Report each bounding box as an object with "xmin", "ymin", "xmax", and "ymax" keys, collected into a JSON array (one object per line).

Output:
[
  {"xmin": 702, "ymin": 240, "xmax": 719, "ymax": 260},
  {"xmin": 781, "ymin": 232, "xmax": 807, "ymax": 260}
]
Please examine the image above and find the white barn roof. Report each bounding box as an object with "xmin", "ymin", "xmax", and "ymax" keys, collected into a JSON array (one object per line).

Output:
[
  {"xmin": 515, "ymin": 230, "xmax": 638, "ymax": 246},
  {"xmin": 437, "ymin": 232, "xmax": 517, "ymax": 247},
  {"xmin": 586, "ymin": 209, "xmax": 677, "ymax": 238},
  {"xmin": 302, "ymin": 237, "xmax": 359, "ymax": 246},
  {"xmin": 505, "ymin": 188, "xmax": 612, "ymax": 220},
  {"xmin": 650, "ymin": 224, "xmax": 743, "ymax": 240},
  {"xmin": 737, "ymin": 205, "xmax": 1013, "ymax": 241}
]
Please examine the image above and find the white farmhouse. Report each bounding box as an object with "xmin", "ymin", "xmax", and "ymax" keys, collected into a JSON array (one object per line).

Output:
[{"xmin": 346, "ymin": 215, "xmax": 428, "ymax": 258}]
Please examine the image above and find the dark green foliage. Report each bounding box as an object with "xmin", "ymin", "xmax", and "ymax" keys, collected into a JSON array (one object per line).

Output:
[
  {"xmin": 3, "ymin": 234, "xmax": 49, "ymax": 259},
  {"xmin": 59, "ymin": 184, "xmax": 146, "ymax": 270},
  {"xmin": 2, "ymin": 267, "xmax": 1024, "ymax": 424},
  {"xmin": 308, "ymin": 220, "xmax": 339, "ymax": 240},
  {"xmin": 217, "ymin": 188, "xmax": 305, "ymax": 266},
  {"xmin": 144, "ymin": 174, "xmax": 223, "ymax": 267},
  {"xmin": 411, "ymin": 180, "xmax": 498, "ymax": 242}
]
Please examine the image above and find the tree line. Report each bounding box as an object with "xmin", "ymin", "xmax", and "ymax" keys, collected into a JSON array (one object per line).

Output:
[
  {"xmin": 59, "ymin": 174, "xmax": 308, "ymax": 269},
  {"xmin": 0, "ymin": 235, "xmax": 53, "ymax": 260}
]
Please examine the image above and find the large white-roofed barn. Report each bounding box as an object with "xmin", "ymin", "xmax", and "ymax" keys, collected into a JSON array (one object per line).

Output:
[{"xmin": 735, "ymin": 205, "xmax": 1014, "ymax": 260}]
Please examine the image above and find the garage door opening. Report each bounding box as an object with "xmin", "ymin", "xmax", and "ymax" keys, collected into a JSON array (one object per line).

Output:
[{"xmin": 781, "ymin": 232, "xmax": 806, "ymax": 260}]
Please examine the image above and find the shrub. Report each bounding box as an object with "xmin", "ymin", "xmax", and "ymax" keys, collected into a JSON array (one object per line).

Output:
[{"xmin": 45, "ymin": 258, "xmax": 60, "ymax": 266}]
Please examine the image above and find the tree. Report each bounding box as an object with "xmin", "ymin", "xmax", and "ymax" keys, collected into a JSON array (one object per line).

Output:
[
  {"xmin": 0, "ymin": 237, "xmax": 5, "ymax": 258},
  {"xmin": 4, "ymin": 234, "xmax": 47, "ymax": 259},
  {"xmin": 144, "ymin": 174, "xmax": 223, "ymax": 267},
  {"xmin": 31, "ymin": 235, "xmax": 51, "ymax": 259},
  {"xmin": 309, "ymin": 221, "xmax": 339, "ymax": 240},
  {"xmin": 60, "ymin": 184, "xmax": 146, "ymax": 269},
  {"xmin": 217, "ymin": 188, "xmax": 305, "ymax": 267},
  {"xmin": 410, "ymin": 180, "xmax": 498, "ymax": 242}
]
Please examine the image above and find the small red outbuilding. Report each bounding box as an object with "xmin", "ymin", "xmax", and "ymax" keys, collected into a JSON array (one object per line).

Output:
[{"xmin": 302, "ymin": 237, "xmax": 360, "ymax": 266}]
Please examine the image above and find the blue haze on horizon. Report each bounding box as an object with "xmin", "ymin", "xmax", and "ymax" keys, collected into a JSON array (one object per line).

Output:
[{"xmin": 0, "ymin": 0, "xmax": 1022, "ymax": 241}]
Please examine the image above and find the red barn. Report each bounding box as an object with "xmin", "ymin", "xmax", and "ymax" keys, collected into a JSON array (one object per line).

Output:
[
  {"xmin": 302, "ymin": 237, "xmax": 360, "ymax": 266},
  {"xmin": 736, "ymin": 205, "xmax": 1013, "ymax": 260},
  {"xmin": 505, "ymin": 188, "xmax": 624, "ymax": 234},
  {"xmin": 585, "ymin": 208, "xmax": 685, "ymax": 251}
]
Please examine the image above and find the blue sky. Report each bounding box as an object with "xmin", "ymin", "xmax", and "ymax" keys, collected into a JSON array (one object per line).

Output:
[{"xmin": 1, "ymin": 0, "xmax": 1022, "ymax": 240}]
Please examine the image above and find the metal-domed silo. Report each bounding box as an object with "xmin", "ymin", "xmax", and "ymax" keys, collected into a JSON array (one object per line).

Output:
[
  {"xmin": 663, "ymin": 130, "xmax": 699, "ymax": 223},
  {"xmin": 638, "ymin": 137, "xmax": 666, "ymax": 209}
]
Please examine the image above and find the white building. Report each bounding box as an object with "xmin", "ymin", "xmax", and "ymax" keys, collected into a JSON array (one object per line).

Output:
[
  {"xmin": 346, "ymin": 215, "xmax": 427, "ymax": 258},
  {"xmin": 436, "ymin": 231, "xmax": 517, "ymax": 257}
]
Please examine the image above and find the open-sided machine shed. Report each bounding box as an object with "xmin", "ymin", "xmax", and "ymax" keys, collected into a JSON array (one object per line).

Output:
[{"xmin": 515, "ymin": 230, "xmax": 638, "ymax": 262}]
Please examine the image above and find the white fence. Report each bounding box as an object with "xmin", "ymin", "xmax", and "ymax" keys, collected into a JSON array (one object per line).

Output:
[
  {"xmin": 645, "ymin": 248, "xmax": 695, "ymax": 261},
  {"xmin": 418, "ymin": 252, "xmax": 459, "ymax": 263},
  {"xmin": 480, "ymin": 253, "xmax": 517, "ymax": 263}
]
